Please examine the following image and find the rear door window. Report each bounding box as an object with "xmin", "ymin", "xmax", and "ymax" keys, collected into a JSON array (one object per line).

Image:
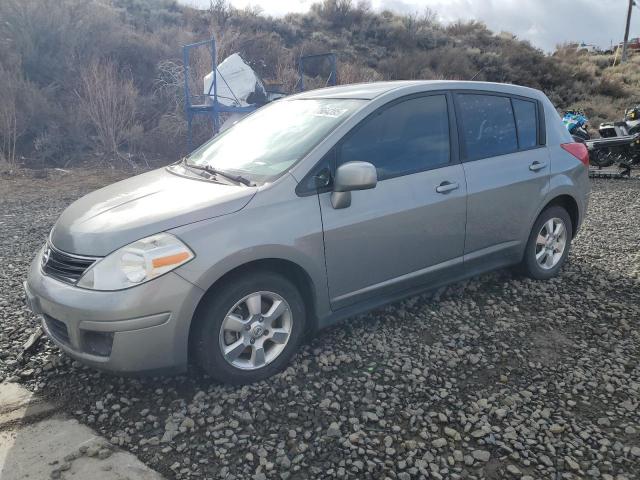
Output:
[
  {"xmin": 512, "ymin": 98, "xmax": 538, "ymax": 149},
  {"xmin": 339, "ymin": 95, "xmax": 450, "ymax": 180},
  {"xmin": 456, "ymin": 94, "xmax": 518, "ymax": 161}
]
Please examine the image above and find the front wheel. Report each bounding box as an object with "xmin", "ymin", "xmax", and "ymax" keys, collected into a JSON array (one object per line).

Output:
[
  {"xmin": 192, "ymin": 271, "xmax": 306, "ymax": 384},
  {"xmin": 519, "ymin": 206, "xmax": 573, "ymax": 280}
]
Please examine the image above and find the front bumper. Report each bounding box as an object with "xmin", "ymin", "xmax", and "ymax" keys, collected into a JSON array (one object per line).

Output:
[{"xmin": 24, "ymin": 251, "xmax": 204, "ymax": 373}]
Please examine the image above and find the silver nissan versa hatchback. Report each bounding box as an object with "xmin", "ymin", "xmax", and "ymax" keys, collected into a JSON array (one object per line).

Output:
[{"xmin": 24, "ymin": 81, "xmax": 590, "ymax": 384}]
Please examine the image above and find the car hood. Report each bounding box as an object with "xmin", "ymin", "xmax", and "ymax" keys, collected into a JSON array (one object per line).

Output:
[{"xmin": 50, "ymin": 167, "xmax": 257, "ymax": 256}]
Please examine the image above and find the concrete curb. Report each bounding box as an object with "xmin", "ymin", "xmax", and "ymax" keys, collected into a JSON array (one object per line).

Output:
[{"xmin": 0, "ymin": 383, "xmax": 164, "ymax": 480}]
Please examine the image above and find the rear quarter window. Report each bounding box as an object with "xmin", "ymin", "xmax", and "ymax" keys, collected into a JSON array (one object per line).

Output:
[{"xmin": 512, "ymin": 98, "xmax": 538, "ymax": 149}]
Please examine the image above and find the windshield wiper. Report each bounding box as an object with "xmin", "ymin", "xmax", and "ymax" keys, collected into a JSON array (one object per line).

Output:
[{"xmin": 182, "ymin": 159, "xmax": 253, "ymax": 186}]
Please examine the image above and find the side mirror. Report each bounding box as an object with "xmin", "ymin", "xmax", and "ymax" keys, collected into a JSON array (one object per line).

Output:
[{"xmin": 331, "ymin": 161, "xmax": 378, "ymax": 209}]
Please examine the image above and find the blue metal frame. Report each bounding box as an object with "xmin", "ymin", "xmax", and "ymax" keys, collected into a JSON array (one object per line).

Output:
[
  {"xmin": 183, "ymin": 37, "xmax": 338, "ymax": 151},
  {"xmin": 298, "ymin": 53, "xmax": 337, "ymax": 92},
  {"xmin": 183, "ymin": 37, "xmax": 258, "ymax": 152}
]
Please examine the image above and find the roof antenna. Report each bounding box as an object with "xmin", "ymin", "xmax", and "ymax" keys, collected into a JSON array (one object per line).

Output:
[{"xmin": 470, "ymin": 66, "xmax": 485, "ymax": 81}]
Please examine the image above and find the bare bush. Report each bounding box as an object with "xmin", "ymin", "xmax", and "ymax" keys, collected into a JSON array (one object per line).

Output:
[
  {"xmin": 596, "ymin": 76, "xmax": 628, "ymax": 97},
  {"xmin": 154, "ymin": 60, "xmax": 184, "ymax": 111},
  {"xmin": 149, "ymin": 60, "xmax": 187, "ymax": 159},
  {"xmin": 0, "ymin": 95, "xmax": 19, "ymax": 167},
  {"xmin": 216, "ymin": 28, "xmax": 244, "ymax": 62},
  {"xmin": 338, "ymin": 62, "xmax": 382, "ymax": 84},
  {"xmin": 273, "ymin": 51, "xmax": 299, "ymax": 92},
  {"xmin": 77, "ymin": 61, "xmax": 140, "ymax": 163},
  {"xmin": 146, "ymin": 112, "xmax": 188, "ymax": 160},
  {"xmin": 312, "ymin": 0, "xmax": 368, "ymax": 30},
  {"xmin": 209, "ymin": 0, "xmax": 233, "ymax": 30},
  {"xmin": 0, "ymin": 67, "xmax": 31, "ymax": 166}
]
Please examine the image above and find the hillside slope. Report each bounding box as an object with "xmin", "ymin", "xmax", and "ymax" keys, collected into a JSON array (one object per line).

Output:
[{"xmin": 0, "ymin": 0, "xmax": 636, "ymax": 167}]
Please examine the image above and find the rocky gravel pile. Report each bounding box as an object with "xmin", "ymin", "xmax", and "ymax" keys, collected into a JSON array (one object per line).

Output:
[{"xmin": 1, "ymin": 170, "xmax": 639, "ymax": 480}]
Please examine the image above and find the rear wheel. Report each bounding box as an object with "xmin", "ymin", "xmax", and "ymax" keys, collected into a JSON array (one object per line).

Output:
[
  {"xmin": 192, "ymin": 271, "xmax": 306, "ymax": 384},
  {"xmin": 520, "ymin": 206, "xmax": 573, "ymax": 280}
]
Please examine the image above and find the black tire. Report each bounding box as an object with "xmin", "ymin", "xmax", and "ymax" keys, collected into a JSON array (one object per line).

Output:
[
  {"xmin": 589, "ymin": 149, "xmax": 616, "ymax": 168},
  {"xmin": 192, "ymin": 270, "xmax": 306, "ymax": 384},
  {"xmin": 519, "ymin": 206, "xmax": 573, "ymax": 280},
  {"xmin": 571, "ymin": 129, "xmax": 590, "ymax": 142}
]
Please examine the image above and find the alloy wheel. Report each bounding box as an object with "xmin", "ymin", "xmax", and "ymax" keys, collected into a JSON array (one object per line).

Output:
[
  {"xmin": 218, "ymin": 291, "xmax": 292, "ymax": 370},
  {"xmin": 535, "ymin": 217, "xmax": 568, "ymax": 270}
]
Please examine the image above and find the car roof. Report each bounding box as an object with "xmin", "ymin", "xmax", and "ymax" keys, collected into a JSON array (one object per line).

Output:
[{"xmin": 291, "ymin": 80, "xmax": 543, "ymax": 101}]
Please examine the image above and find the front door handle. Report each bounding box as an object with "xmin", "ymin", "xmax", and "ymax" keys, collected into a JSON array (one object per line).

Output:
[
  {"xmin": 435, "ymin": 181, "xmax": 459, "ymax": 194},
  {"xmin": 529, "ymin": 161, "xmax": 547, "ymax": 172}
]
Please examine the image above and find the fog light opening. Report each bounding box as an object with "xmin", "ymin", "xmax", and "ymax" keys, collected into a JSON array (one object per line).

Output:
[{"xmin": 81, "ymin": 330, "xmax": 114, "ymax": 357}]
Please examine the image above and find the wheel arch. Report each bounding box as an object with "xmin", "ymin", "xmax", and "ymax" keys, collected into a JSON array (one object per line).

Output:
[
  {"xmin": 187, "ymin": 258, "xmax": 319, "ymax": 360},
  {"xmin": 542, "ymin": 194, "xmax": 580, "ymax": 237}
]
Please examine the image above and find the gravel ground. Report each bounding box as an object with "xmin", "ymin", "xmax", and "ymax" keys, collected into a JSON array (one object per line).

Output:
[{"xmin": 1, "ymin": 169, "xmax": 639, "ymax": 480}]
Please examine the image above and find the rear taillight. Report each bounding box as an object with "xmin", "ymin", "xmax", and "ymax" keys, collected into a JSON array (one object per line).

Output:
[{"xmin": 561, "ymin": 142, "xmax": 589, "ymax": 167}]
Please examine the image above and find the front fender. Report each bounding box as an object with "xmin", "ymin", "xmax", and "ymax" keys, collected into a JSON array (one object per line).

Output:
[{"xmin": 170, "ymin": 184, "xmax": 330, "ymax": 321}]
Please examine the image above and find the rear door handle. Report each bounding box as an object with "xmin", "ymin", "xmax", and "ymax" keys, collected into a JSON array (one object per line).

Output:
[
  {"xmin": 435, "ymin": 181, "xmax": 459, "ymax": 194},
  {"xmin": 529, "ymin": 161, "xmax": 547, "ymax": 172}
]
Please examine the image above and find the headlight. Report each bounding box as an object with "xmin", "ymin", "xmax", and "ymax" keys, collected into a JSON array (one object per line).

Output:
[{"xmin": 77, "ymin": 233, "xmax": 194, "ymax": 291}]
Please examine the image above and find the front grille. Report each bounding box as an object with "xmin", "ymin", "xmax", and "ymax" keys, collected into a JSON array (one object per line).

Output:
[
  {"xmin": 44, "ymin": 314, "xmax": 70, "ymax": 345},
  {"xmin": 42, "ymin": 243, "xmax": 97, "ymax": 285}
]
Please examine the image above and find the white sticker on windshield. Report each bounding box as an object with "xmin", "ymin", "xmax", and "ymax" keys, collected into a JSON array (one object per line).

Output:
[{"xmin": 314, "ymin": 106, "xmax": 349, "ymax": 118}]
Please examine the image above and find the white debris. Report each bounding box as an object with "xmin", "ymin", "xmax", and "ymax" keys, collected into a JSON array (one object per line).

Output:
[{"xmin": 203, "ymin": 53, "xmax": 267, "ymax": 107}]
